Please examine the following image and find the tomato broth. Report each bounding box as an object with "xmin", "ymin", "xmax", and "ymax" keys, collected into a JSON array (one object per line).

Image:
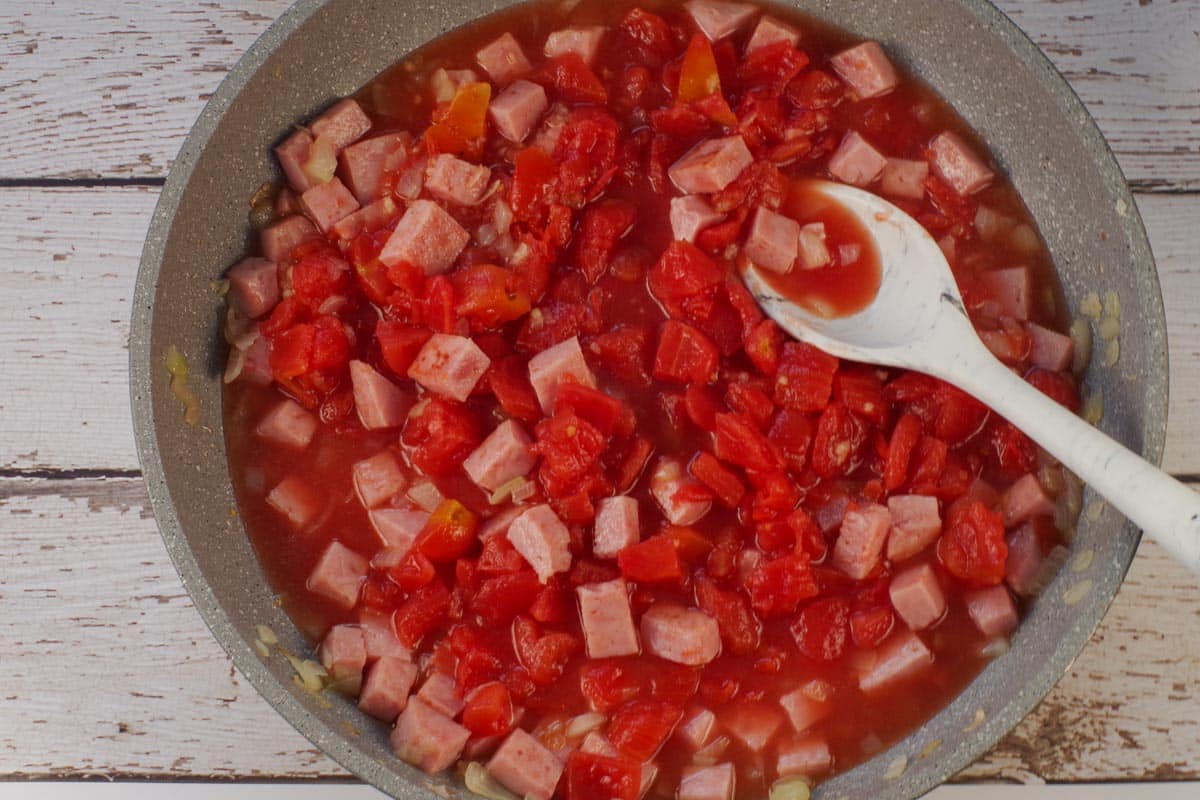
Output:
[{"xmin": 221, "ymin": 1, "xmax": 1083, "ymax": 798}]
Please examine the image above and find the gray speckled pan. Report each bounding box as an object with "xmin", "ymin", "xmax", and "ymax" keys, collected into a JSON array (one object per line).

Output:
[{"xmin": 129, "ymin": 1, "xmax": 1166, "ymax": 797}]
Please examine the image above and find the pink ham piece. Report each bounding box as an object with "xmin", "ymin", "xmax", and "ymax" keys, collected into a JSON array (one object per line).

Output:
[
  {"xmin": 1026, "ymin": 321, "xmax": 1074, "ymax": 371},
  {"xmin": 544, "ymin": 26, "xmax": 606, "ymax": 64},
  {"xmin": 743, "ymin": 206, "xmax": 800, "ymax": 273},
  {"xmin": 237, "ymin": 331, "xmax": 273, "ymax": 386},
  {"xmin": 777, "ymin": 735, "xmax": 832, "ymax": 778},
  {"xmin": 577, "ymin": 578, "xmax": 640, "ymax": 658},
  {"xmin": 797, "ymin": 222, "xmax": 830, "ymax": 269},
  {"xmin": 490, "ymin": 79, "xmax": 549, "ymax": 143},
  {"xmin": 676, "ymin": 706, "xmax": 717, "ymax": 749},
  {"xmin": 669, "ymin": 135, "xmax": 754, "ymax": 194},
  {"xmin": 255, "ymin": 398, "xmax": 317, "ymax": 450},
  {"xmin": 746, "ymin": 16, "xmax": 799, "ymax": 53},
  {"xmin": 350, "ymin": 360, "xmax": 409, "ymax": 429},
  {"xmin": 527, "ymin": 335, "xmax": 597, "ymax": 414},
  {"xmin": 650, "ymin": 457, "xmax": 712, "ymax": 526},
  {"xmin": 479, "ymin": 505, "xmax": 523, "ymax": 540},
  {"xmin": 831, "ymin": 41, "xmax": 899, "ymax": 99},
  {"xmin": 965, "ymin": 584, "xmax": 1019, "ymax": 638},
  {"xmin": 1005, "ymin": 522, "xmax": 1044, "ymax": 597},
  {"xmin": 487, "ymin": 728, "xmax": 565, "ymax": 800},
  {"xmin": 886, "ymin": 494, "xmax": 942, "ymax": 562},
  {"xmin": 880, "ymin": 158, "xmax": 929, "ymax": 200},
  {"xmin": 1001, "ymin": 473, "xmax": 1056, "ymax": 526},
  {"xmin": 390, "ymin": 697, "xmax": 470, "ymax": 773},
  {"xmin": 679, "ymin": 762, "xmax": 735, "ymax": 800},
  {"xmin": 779, "ymin": 686, "xmax": 830, "ymax": 734},
  {"xmin": 309, "ymin": 99, "xmax": 372, "ymax": 151},
  {"xmin": 330, "ymin": 196, "xmax": 398, "ymax": 242},
  {"xmin": 369, "ymin": 508, "xmax": 429, "ymax": 553},
  {"xmin": 532, "ymin": 103, "xmax": 570, "ymax": 153},
  {"xmin": 227, "ymin": 257, "xmax": 280, "ymax": 319},
  {"xmin": 858, "ymin": 628, "xmax": 934, "ymax": 693},
  {"xmin": 463, "ymin": 419, "xmax": 537, "ymax": 492},
  {"xmin": 832, "ymin": 502, "xmax": 892, "ymax": 580},
  {"xmin": 407, "ymin": 333, "xmax": 492, "ymax": 402},
  {"xmin": 425, "ymin": 154, "xmax": 492, "ymax": 206},
  {"xmin": 300, "ymin": 176, "xmax": 360, "ymax": 233},
  {"xmin": 828, "ymin": 131, "xmax": 887, "ymax": 187},
  {"xmin": 929, "ymin": 131, "xmax": 995, "ymax": 195},
  {"xmin": 476, "ymin": 32, "xmax": 532, "ymax": 85},
  {"xmin": 339, "ymin": 132, "xmax": 410, "ymax": 204},
  {"xmin": 670, "ymin": 195, "xmax": 725, "ymax": 243},
  {"xmin": 379, "ymin": 199, "xmax": 470, "ymax": 275},
  {"xmin": 685, "ymin": 0, "xmax": 758, "ymax": 41},
  {"xmin": 274, "ymin": 187, "xmax": 300, "ymax": 217},
  {"xmin": 307, "ymin": 541, "xmax": 367, "ymax": 610},
  {"xmin": 722, "ymin": 701, "xmax": 784, "ymax": 753},
  {"xmin": 352, "ymin": 450, "xmax": 407, "ymax": 509},
  {"xmin": 318, "ymin": 624, "xmax": 366, "ymax": 692},
  {"xmin": 640, "ymin": 603, "xmax": 721, "ymax": 665},
  {"xmin": 417, "ymin": 673, "xmax": 465, "ymax": 718},
  {"xmin": 267, "ymin": 475, "xmax": 323, "ymax": 529},
  {"xmin": 592, "ymin": 495, "xmax": 640, "ymax": 558},
  {"xmin": 275, "ymin": 129, "xmax": 318, "ymax": 193},
  {"xmin": 889, "ymin": 562, "xmax": 947, "ymax": 630},
  {"xmin": 507, "ymin": 504, "xmax": 573, "ymax": 583},
  {"xmin": 358, "ymin": 656, "xmax": 418, "ymax": 721},
  {"xmin": 979, "ymin": 266, "xmax": 1032, "ymax": 320},
  {"xmin": 357, "ymin": 609, "xmax": 412, "ymax": 662},
  {"xmin": 261, "ymin": 215, "xmax": 318, "ymax": 264}
]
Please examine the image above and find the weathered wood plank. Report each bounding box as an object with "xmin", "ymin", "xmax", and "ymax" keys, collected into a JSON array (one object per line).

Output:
[
  {"xmin": 0, "ymin": 0, "xmax": 1195, "ymax": 187},
  {"xmin": 1, "ymin": 475, "xmax": 1196, "ymax": 780},
  {"xmin": 1, "ymin": 187, "xmax": 1195, "ymax": 474}
]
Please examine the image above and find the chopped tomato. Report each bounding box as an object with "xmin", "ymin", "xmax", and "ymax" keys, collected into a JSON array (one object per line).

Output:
[
  {"xmin": 565, "ymin": 751, "xmax": 640, "ymax": 800},
  {"xmin": 775, "ymin": 342, "xmax": 839, "ymax": 412},
  {"xmin": 402, "ymin": 396, "xmax": 482, "ymax": 476},
  {"xmin": 747, "ymin": 553, "xmax": 819, "ymax": 618},
  {"xmin": 556, "ymin": 380, "xmax": 635, "ymax": 437},
  {"xmin": 453, "ymin": 264, "xmax": 532, "ymax": 329},
  {"xmin": 689, "ymin": 451, "xmax": 746, "ymax": 508},
  {"xmin": 607, "ymin": 698, "xmax": 683, "ymax": 761},
  {"xmin": 461, "ymin": 681, "xmax": 515, "ymax": 738},
  {"xmin": 512, "ymin": 616, "xmax": 581, "ymax": 686},
  {"xmin": 938, "ymin": 499, "xmax": 1008, "ymax": 586},
  {"xmin": 617, "ymin": 536, "xmax": 684, "ymax": 583},
  {"xmin": 811, "ymin": 403, "xmax": 867, "ymax": 478},
  {"xmin": 533, "ymin": 410, "xmax": 608, "ymax": 498},
  {"xmin": 883, "ymin": 412, "xmax": 923, "ymax": 492},
  {"xmin": 416, "ymin": 500, "xmax": 478, "ymax": 562},
  {"xmin": 535, "ymin": 53, "xmax": 608, "ymax": 105},
  {"xmin": 472, "ymin": 570, "xmax": 542, "ymax": 624},
  {"xmin": 694, "ymin": 574, "xmax": 761, "ymax": 656},
  {"xmin": 375, "ymin": 321, "xmax": 432, "ymax": 376},
  {"xmin": 653, "ymin": 320, "xmax": 719, "ymax": 384},
  {"xmin": 393, "ymin": 580, "xmax": 452, "ymax": 648},
  {"xmin": 791, "ymin": 596, "xmax": 851, "ymax": 662}
]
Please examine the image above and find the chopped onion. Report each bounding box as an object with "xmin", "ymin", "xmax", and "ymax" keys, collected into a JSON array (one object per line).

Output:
[
  {"xmin": 973, "ymin": 205, "xmax": 1012, "ymax": 240},
  {"xmin": 1055, "ymin": 470, "xmax": 1084, "ymax": 541},
  {"xmin": 463, "ymin": 762, "xmax": 518, "ymax": 800},
  {"xmin": 408, "ymin": 480, "xmax": 445, "ymax": 512},
  {"xmin": 430, "ymin": 68, "xmax": 458, "ymax": 104},
  {"xmin": 884, "ymin": 755, "xmax": 909, "ymax": 781},
  {"xmin": 979, "ymin": 636, "xmax": 1010, "ymax": 660},
  {"xmin": 963, "ymin": 708, "xmax": 986, "ymax": 733},
  {"xmin": 256, "ymin": 624, "xmax": 279, "ymax": 646},
  {"xmin": 1069, "ymin": 318, "xmax": 1092, "ymax": 377},
  {"xmin": 253, "ymin": 639, "xmax": 270, "ymax": 658},
  {"xmin": 1079, "ymin": 291, "xmax": 1102, "ymax": 320},
  {"xmin": 301, "ymin": 135, "xmax": 338, "ymax": 186},
  {"xmin": 493, "ymin": 199, "xmax": 513, "ymax": 235},
  {"xmin": 692, "ymin": 735, "xmax": 730, "ymax": 766},
  {"xmin": 1097, "ymin": 315, "xmax": 1120, "ymax": 342},
  {"xmin": 1104, "ymin": 337, "xmax": 1120, "ymax": 368},
  {"xmin": 565, "ymin": 711, "xmax": 606, "ymax": 739},
  {"xmin": 488, "ymin": 476, "xmax": 527, "ymax": 506},
  {"xmin": 223, "ymin": 346, "xmax": 247, "ymax": 385},
  {"xmin": 1063, "ymin": 578, "xmax": 1093, "ymax": 607},
  {"xmin": 1081, "ymin": 388, "xmax": 1104, "ymax": 425},
  {"xmin": 1009, "ymin": 223, "xmax": 1040, "ymax": 254},
  {"xmin": 769, "ymin": 777, "xmax": 811, "ymax": 800},
  {"xmin": 1085, "ymin": 498, "xmax": 1107, "ymax": 522},
  {"xmin": 1038, "ymin": 463, "xmax": 1066, "ymax": 497},
  {"xmin": 285, "ymin": 655, "xmax": 327, "ymax": 693},
  {"xmin": 801, "ymin": 679, "xmax": 834, "ymax": 702},
  {"xmin": 165, "ymin": 345, "xmax": 201, "ymax": 426},
  {"xmin": 1103, "ymin": 289, "xmax": 1121, "ymax": 320}
]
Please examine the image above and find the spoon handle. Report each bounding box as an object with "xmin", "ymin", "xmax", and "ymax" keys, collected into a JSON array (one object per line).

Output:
[{"xmin": 938, "ymin": 341, "xmax": 1200, "ymax": 574}]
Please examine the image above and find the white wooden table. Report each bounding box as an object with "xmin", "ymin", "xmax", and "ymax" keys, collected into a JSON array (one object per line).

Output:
[{"xmin": 1, "ymin": 0, "xmax": 1198, "ymax": 794}]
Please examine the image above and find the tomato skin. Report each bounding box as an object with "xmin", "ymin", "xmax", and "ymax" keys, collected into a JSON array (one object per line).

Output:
[
  {"xmin": 617, "ymin": 536, "xmax": 684, "ymax": 583},
  {"xmin": 394, "ymin": 580, "xmax": 453, "ymax": 648},
  {"xmin": 535, "ymin": 52, "xmax": 609, "ymax": 105},
  {"xmin": 532, "ymin": 410, "xmax": 608, "ymax": 498},
  {"xmin": 472, "ymin": 570, "xmax": 542, "ymax": 624},
  {"xmin": 607, "ymin": 698, "xmax": 683, "ymax": 762},
  {"xmin": 452, "ymin": 264, "xmax": 532, "ymax": 329},
  {"xmin": 714, "ymin": 412, "xmax": 782, "ymax": 473},
  {"xmin": 689, "ymin": 451, "xmax": 746, "ymax": 508},
  {"xmin": 938, "ymin": 499, "xmax": 1008, "ymax": 586},
  {"xmin": 850, "ymin": 604, "xmax": 896, "ymax": 649},
  {"xmin": 647, "ymin": 241, "xmax": 723, "ymax": 322},
  {"xmin": 389, "ymin": 550, "xmax": 437, "ymax": 592},
  {"xmin": 775, "ymin": 342, "xmax": 839, "ymax": 412},
  {"xmin": 461, "ymin": 681, "xmax": 515, "ymax": 738},
  {"xmin": 884, "ymin": 412, "xmax": 923, "ymax": 491},
  {"xmin": 375, "ymin": 321, "xmax": 431, "ymax": 376},
  {"xmin": 747, "ymin": 553, "xmax": 819, "ymax": 618},
  {"xmin": 402, "ymin": 397, "xmax": 481, "ymax": 477},
  {"xmin": 512, "ymin": 616, "xmax": 581, "ymax": 686},
  {"xmin": 791, "ymin": 597, "xmax": 851, "ymax": 661},
  {"xmin": 574, "ymin": 200, "xmax": 637, "ymax": 284},
  {"xmin": 617, "ymin": 8, "xmax": 677, "ymax": 67},
  {"xmin": 653, "ymin": 319, "xmax": 719, "ymax": 384},
  {"xmin": 555, "ymin": 381, "xmax": 635, "ymax": 437},
  {"xmin": 565, "ymin": 751, "xmax": 640, "ymax": 800},
  {"xmin": 811, "ymin": 403, "xmax": 868, "ymax": 478},
  {"xmin": 269, "ymin": 323, "xmax": 315, "ymax": 380},
  {"xmin": 694, "ymin": 575, "xmax": 761, "ymax": 656}
]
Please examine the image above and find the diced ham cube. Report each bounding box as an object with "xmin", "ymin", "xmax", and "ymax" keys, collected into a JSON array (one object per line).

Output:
[
  {"xmin": 679, "ymin": 762, "xmax": 735, "ymax": 800},
  {"xmin": 1026, "ymin": 321, "xmax": 1074, "ymax": 372},
  {"xmin": 358, "ymin": 656, "xmax": 418, "ymax": 721},
  {"xmin": 531, "ymin": 103, "xmax": 570, "ymax": 153},
  {"xmin": 300, "ymin": 176, "xmax": 360, "ymax": 233},
  {"xmin": 670, "ymin": 195, "xmax": 725, "ymax": 243},
  {"xmin": 1002, "ymin": 473, "xmax": 1055, "ymax": 526},
  {"xmin": 746, "ymin": 16, "xmax": 799, "ymax": 53},
  {"xmin": 274, "ymin": 187, "xmax": 300, "ymax": 217},
  {"xmin": 489, "ymin": 79, "xmax": 549, "ymax": 143},
  {"xmin": 640, "ymin": 603, "xmax": 721, "ymax": 665},
  {"xmin": 669, "ymin": 136, "xmax": 754, "ymax": 194},
  {"xmin": 827, "ymin": 131, "xmax": 887, "ymax": 187},
  {"xmin": 369, "ymin": 507, "xmax": 429, "ymax": 552},
  {"xmin": 677, "ymin": 706, "xmax": 717, "ymax": 749},
  {"xmin": 306, "ymin": 541, "xmax": 367, "ymax": 610},
  {"xmin": 479, "ymin": 505, "xmax": 524, "ymax": 540},
  {"xmin": 831, "ymin": 41, "xmax": 899, "ymax": 99},
  {"xmin": 929, "ymin": 131, "xmax": 995, "ymax": 196},
  {"xmin": 965, "ymin": 585, "xmax": 1019, "ymax": 638},
  {"xmin": 261, "ymin": 214, "xmax": 318, "ymax": 264},
  {"xmin": 227, "ymin": 257, "xmax": 280, "ymax": 319},
  {"xmin": 487, "ymin": 729, "xmax": 565, "ymax": 800},
  {"xmin": 527, "ymin": 336, "xmax": 597, "ymax": 414},
  {"xmin": 255, "ymin": 398, "xmax": 317, "ymax": 450},
  {"xmin": 507, "ymin": 504, "xmax": 573, "ymax": 583},
  {"xmin": 889, "ymin": 562, "xmax": 947, "ymax": 630},
  {"xmin": 886, "ymin": 494, "xmax": 942, "ymax": 562},
  {"xmin": 592, "ymin": 495, "xmax": 640, "ymax": 558},
  {"xmin": 330, "ymin": 196, "xmax": 398, "ymax": 241},
  {"xmin": 577, "ymin": 578, "xmax": 640, "ymax": 658},
  {"xmin": 779, "ymin": 687, "xmax": 830, "ymax": 734},
  {"xmin": 1005, "ymin": 522, "xmax": 1044, "ymax": 597},
  {"xmin": 425, "ymin": 154, "xmax": 492, "ymax": 206},
  {"xmin": 544, "ymin": 26, "xmax": 606, "ymax": 64},
  {"xmin": 407, "ymin": 333, "xmax": 492, "ymax": 402},
  {"xmin": 650, "ymin": 457, "xmax": 712, "ymax": 526},
  {"xmin": 407, "ymin": 479, "xmax": 445, "ymax": 512},
  {"xmin": 880, "ymin": 158, "xmax": 929, "ymax": 200},
  {"xmin": 722, "ymin": 701, "xmax": 784, "ymax": 753},
  {"xmin": 979, "ymin": 266, "xmax": 1032, "ymax": 320},
  {"xmin": 353, "ymin": 451, "xmax": 407, "ymax": 509},
  {"xmin": 318, "ymin": 624, "xmax": 366, "ymax": 692},
  {"xmin": 237, "ymin": 330, "xmax": 273, "ymax": 386},
  {"xmin": 476, "ymin": 32, "xmax": 532, "ymax": 85},
  {"xmin": 275, "ymin": 129, "xmax": 317, "ymax": 193},
  {"xmin": 463, "ymin": 419, "xmax": 537, "ymax": 492},
  {"xmin": 832, "ymin": 503, "xmax": 892, "ymax": 580},
  {"xmin": 350, "ymin": 360, "xmax": 410, "ymax": 429},
  {"xmin": 686, "ymin": 0, "xmax": 758, "ymax": 41},
  {"xmin": 418, "ymin": 673, "xmax": 465, "ymax": 718},
  {"xmin": 339, "ymin": 132, "xmax": 410, "ymax": 204},
  {"xmin": 309, "ymin": 99, "xmax": 372, "ymax": 152},
  {"xmin": 357, "ymin": 609, "xmax": 413, "ymax": 662},
  {"xmin": 743, "ymin": 206, "xmax": 800, "ymax": 274},
  {"xmin": 777, "ymin": 735, "xmax": 832, "ymax": 778},
  {"xmin": 267, "ymin": 475, "xmax": 324, "ymax": 529},
  {"xmin": 379, "ymin": 199, "xmax": 470, "ymax": 275},
  {"xmin": 858, "ymin": 629, "xmax": 934, "ymax": 693},
  {"xmin": 390, "ymin": 697, "xmax": 470, "ymax": 773},
  {"xmin": 797, "ymin": 222, "xmax": 830, "ymax": 270}
]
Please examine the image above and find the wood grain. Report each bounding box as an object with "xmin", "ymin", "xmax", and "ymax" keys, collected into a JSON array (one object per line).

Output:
[
  {"xmin": 0, "ymin": 0, "xmax": 1195, "ymax": 187},
  {"xmin": 1, "ymin": 475, "xmax": 1195, "ymax": 780}
]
